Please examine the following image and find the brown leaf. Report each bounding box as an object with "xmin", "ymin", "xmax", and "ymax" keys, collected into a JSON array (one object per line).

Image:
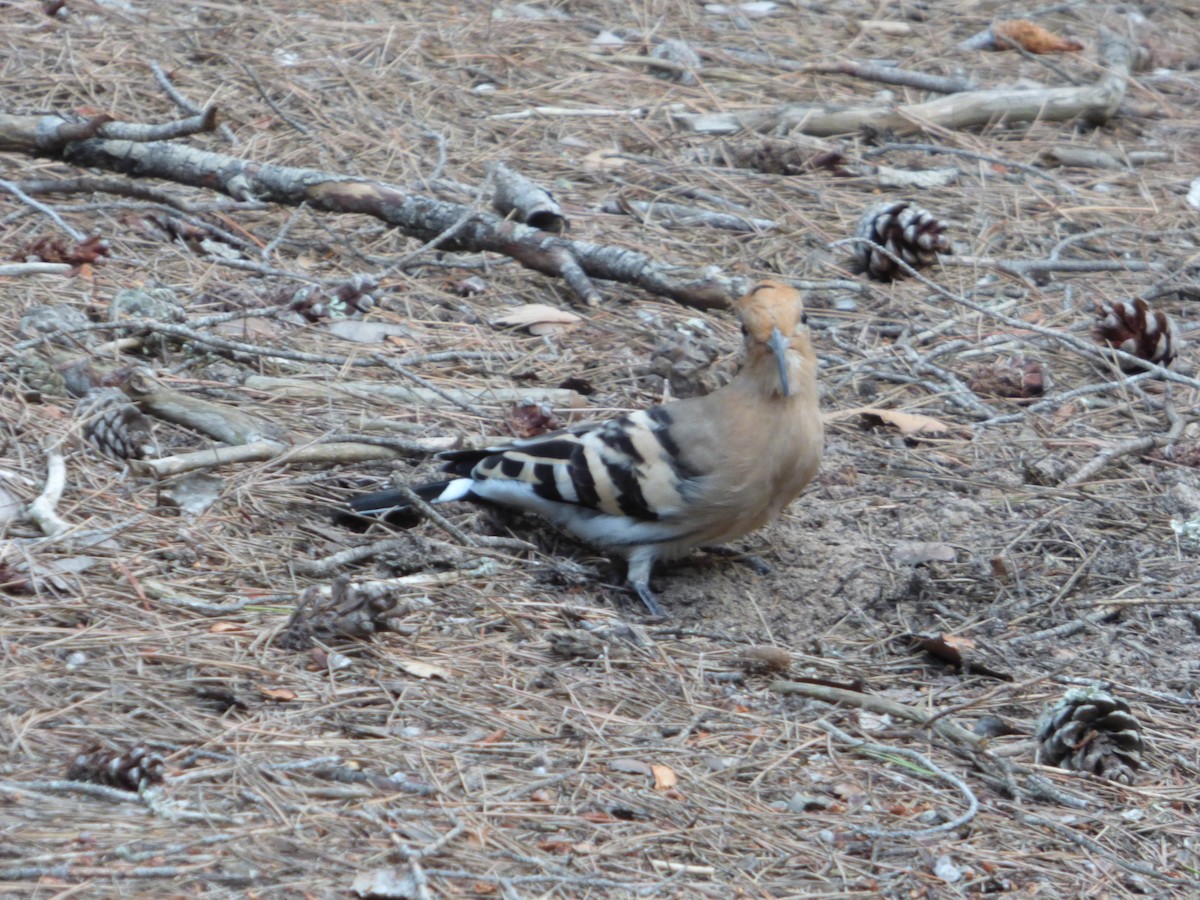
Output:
[
  {"xmin": 492, "ymin": 303, "xmax": 582, "ymax": 336},
  {"xmin": 907, "ymin": 634, "xmax": 1012, "ymax": 681},
  {"xmin": 826, "ymin": 407, "xmax": 953, "ymax": 436},
  {"xmin": 742, "ymin": 645, "xmax": 791, "ymax": 674},
  {"xmin": 508, "ymin": 400, "xmax": 562, "ymax": 438},
  {"xmin": 580, "ymin": 811, "xmax": 620, "ymax": 823},
  {"xmin": 993, "ymin": 19, "xmax": 1084, "ymax": 53},
  {"xmin": 15, "ymin": 234, "xmax": 111, "ymax": 266},
  {"xmin": 259, "ymin": 686, "xmax": 298, "ymax": 701},
  {"xmin": 209, "ymin": 622, "xmax": 248, "ymax": 633},
  {"xmin": 395, "ymin": 659, "xmax": 451, "ymax": 680},
  {"xmin": 582, "ymin": 149, "xmax": 629, "ymax": 173},
  {"xmin": 651, "ymin": 764, "xmax": 678, "ymax": 791},
  {"xmin": 969, "ymin": 356, "xmax": 1045, "ymax": 401}
]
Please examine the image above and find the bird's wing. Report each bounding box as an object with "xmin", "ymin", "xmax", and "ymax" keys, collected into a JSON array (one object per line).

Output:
[{"xmin": 438, "ymin": 405, "xmax": 712, "ymax": 523}]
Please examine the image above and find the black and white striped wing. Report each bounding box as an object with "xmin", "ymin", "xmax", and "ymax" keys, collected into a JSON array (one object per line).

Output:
[{"xmin": 439, "ymin": 408, "xmax": 700, "ymax": 523}]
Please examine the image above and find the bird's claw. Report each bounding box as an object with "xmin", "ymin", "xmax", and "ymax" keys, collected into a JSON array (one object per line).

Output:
[{"xmin": 630, "ymin": 581, "xmax": 667, "ymax": 618}]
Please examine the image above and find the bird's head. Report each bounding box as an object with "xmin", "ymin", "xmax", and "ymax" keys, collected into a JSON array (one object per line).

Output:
[{"xmin": 735, "ymin": 280, "xmax": 814, "ymax": 398}]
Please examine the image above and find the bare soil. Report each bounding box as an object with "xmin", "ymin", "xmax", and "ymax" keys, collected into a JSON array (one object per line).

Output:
[{"xmin": 3, "ymin": 1, "xmax": 1200, "ymax": 897}]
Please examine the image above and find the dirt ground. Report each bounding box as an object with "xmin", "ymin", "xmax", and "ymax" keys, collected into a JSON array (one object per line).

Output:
[{"xmin": 3, "ymin": 0, "xmax": 1200, "ymax": 897}]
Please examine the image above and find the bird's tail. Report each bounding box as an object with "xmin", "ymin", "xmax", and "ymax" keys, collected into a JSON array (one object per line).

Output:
[{"xmin": 338, "ymin": 478, "xmax": 474, "ymax": 528}]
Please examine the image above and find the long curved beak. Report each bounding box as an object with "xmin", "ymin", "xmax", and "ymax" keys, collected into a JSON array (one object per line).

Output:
[{"xmin": 768, "ymin": 326, "xmax": 791, "ymax": 397}]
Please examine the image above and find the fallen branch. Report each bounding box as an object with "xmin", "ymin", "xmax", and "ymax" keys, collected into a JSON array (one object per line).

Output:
[
  {"xmin": 601, "ymin": 198, "xmax": 777, "ymax": 232},
  {"xmin": 863, "ymin": 141, "xmax": 1079, "ymax": 196},
  {"xmin": 717, "ymin": 48, "xmax": 976, "ymax": 94},
  {"xmin": 672, "ymin": 28, "xmax": 1142, "ymax": 136},
  {"xmin": 0, "ymin": 111, "xmax": 748, "ymax": 309},
  {"xmin": 243, "ymin": 375, "xmax": 589, "ymax": 411},
  {"xmin": 491, "ymin": 162, "xmax": 567, "ymax": 233},
  {"xmin": 25, "ymin": 447, "xmax": 69, "ymax": 537},
  {"xmin": 943, "ymin": 255, "xmax": 1163, "ymax": 277},
  {"xmin": 1040, "ymin": 146, "xmax": 1173, "ymax": 169},
  {"xmin": 789, "ymin": 60, "xmax": 975, "ymax": 95},
  {"xmin": 0, "ymin": 262, "xmax": 74, "ymax": 277},
  {"xmin": 1061, "ymin": 392, "xmax": 1185, "ymax": 486},
  {"xmin": 770, "ymin": 679, "xmax": 983, "ymax": 750},
  {"xmin": 131, "ymin": 438, "xmax": 456, "ymax": 479}
]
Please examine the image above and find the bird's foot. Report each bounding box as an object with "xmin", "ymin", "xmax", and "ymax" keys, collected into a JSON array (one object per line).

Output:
[
  {"xmin": 700, "ymin": 546, "xmax": 772, "ymax": 576},
  {"xmin": 629, "ymin": 580, "xmax": 667, "ymax": 618},
  {"xmin": 742, "ymin": 555, "xmax": 772, "ymax": 576}
]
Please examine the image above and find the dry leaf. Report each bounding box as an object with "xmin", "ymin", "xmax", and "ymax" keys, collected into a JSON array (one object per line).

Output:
[
  {"xmin": 609, "ymin": 758, "xmax": 653, "ymax": 776},
  {"xmin": 651, "ymin": 764, "xmax": 678, "ymax": 791},
  {"xmin": 395, "ymin": 659, "xmax": 451, "ymax": 680},
  {"xmin": 742, "ymin": 645, "xmax": 791, "ymax": 674},
  {"xmin": 492, "ymin": 304, "xmax": 583, "ymax": 336},
  {"xmin": 351, "ymin": 867, "xmax": 420, "ymax": 898},
  {"xmin": 825, "ymin": 407, "xmax": 953, "ymax": 436},
  {"xmin": 582, "ymin": 149, "xmax": 629, "ymax": 173},
  {"xmin": 993, "ymin": 19, "xmax": 1084, "ymax": 53},
  {"xmin": 907, "ymin": 634, "xmax": 1012, "ymax": 681},
  {"xmin": 326, "ymin": 320, "xmax": 409, "ymax": 343},
  {"xmin": 969, "ymin": 355, "xmax": 1045, "ymax": 401},
  {"xmin": 580, "ymin": 811, "xmax": 620, "ymax": 823},
  {"xmin": 209, "ymin": 622, "xmax": 248, "ymax": 634},
  {"xmin": 259, "ymin": 686, "xmax": 298, "ymax": 701},
  {"xmin": 893, "ymin": 541, "xmax": 957, "ymax": 566},
  {"xmin": 508, "ymin": 400, "xmax": 562, "ymax": 438}
]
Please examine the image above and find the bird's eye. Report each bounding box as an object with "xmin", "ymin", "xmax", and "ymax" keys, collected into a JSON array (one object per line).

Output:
[
  {"xmin": 800, "ymin": 312, "xmax": 808, "ymax": 325},
  {"xmin": 740, "ymin": 323, "xmax": 749, "ymax": 337}
]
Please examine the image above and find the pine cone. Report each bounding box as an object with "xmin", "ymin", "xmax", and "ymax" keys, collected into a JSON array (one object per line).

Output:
[
  {"xmin": 279, "ymin": 577, "xmax": 403, "ymax": 650},
  {"xmin": 13, "ymin": 351, "xmax": 67, "ymax": 399},
  {"xmin": 75, "ymin": 388, "xmax": 155, "ymax": 460},
  {"xmin": 17, "ymin": 304, "xmax": 92, "ymax": 347},
  {"xmin": 67, "ymin": 742, "xmax": 165, "ymax": 791},
  {"xmin": 1092, "ymin": 298, "xmax": 1178, "ymax": 373},
  {"xmin": 110, "ymin": 287, "xmax": 187, "ymax": 354},
  {"xmin": 1035, "ymin": 686, "xmax": 1143, "ymax": 784},
  {"xmin": 968, "ymin": 355, "xmax": 1046, "ymax": 401},
  {"xmin": 853, "ymin": 200, "xmax": 951, "ymax": 281},
  {"xmin": 648, "ymin": 38, "xmax": 701, "ymax": 85}
]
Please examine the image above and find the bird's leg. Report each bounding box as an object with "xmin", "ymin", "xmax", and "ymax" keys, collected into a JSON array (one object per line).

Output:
[{"xmin": 625, "ymin": 550, "xmax": 666, "ymax": 617}]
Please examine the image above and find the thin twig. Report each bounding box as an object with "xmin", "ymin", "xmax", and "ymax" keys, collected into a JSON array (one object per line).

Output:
[
  {"xmin": 0, "ymin": 179, "xmax": 86, "ymax": 240},
  {"xmin": 1062, "ymin": 390, "xmax": 1186, "ymax": 486},
  {"xmin": 817, "ymin": 720, "xmax": 979, "ymax": 839},
  {"xmin": 862, "ymin": 142, "xmax": 1079, "ymax": 195}
]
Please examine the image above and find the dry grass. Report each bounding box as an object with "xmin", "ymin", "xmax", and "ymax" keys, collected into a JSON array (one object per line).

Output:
[{"xmin": 3, "ymin": 1, "xmax": 1200, "ymax": 896}]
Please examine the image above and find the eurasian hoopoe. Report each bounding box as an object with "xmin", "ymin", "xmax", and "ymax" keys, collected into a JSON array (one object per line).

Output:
[{"xmin": 344, "ymin": 281, "xmax": 823, "ymax": 615}]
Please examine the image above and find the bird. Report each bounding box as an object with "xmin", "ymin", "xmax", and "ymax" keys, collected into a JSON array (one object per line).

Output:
[{"xmin": 343, "ymin": 281, "xmax": 823, "ymax": 616}]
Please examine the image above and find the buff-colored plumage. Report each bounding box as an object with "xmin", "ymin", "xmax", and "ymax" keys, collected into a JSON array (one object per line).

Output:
[{"xmin": 346, "ymin": 281, "xmax": 823, "ymax": 615}]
